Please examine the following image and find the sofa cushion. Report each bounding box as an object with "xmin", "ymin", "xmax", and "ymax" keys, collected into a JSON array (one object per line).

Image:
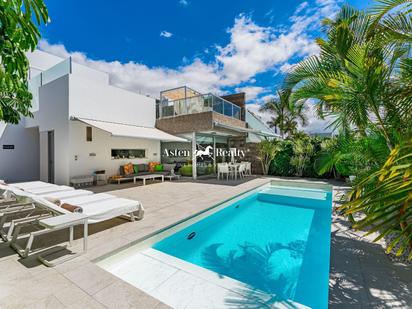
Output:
[
  {"xmin": 149, "ymin": 162, "xmax": 160, "ymax": 172},
  {"xmin": 137, "ymin": 164, "xmax": 148, "ymax": 172},
  {"xmin": 123, "ymin": 163, "xmax": 134, "ymax": 175},
  {"xmin": 163, "ymin": 163, "xmax": 176, "ymax": 172},
  {"xmin": 119, "ymin": 166, "xmax": 125, "ymax": 175},
  {"xmin": 137, "ymin": 171, "xmax": 151, "ymax": 176},
  {"xmin": 154, "ymin": 171, "xmax": 170, "ymax": 176}
]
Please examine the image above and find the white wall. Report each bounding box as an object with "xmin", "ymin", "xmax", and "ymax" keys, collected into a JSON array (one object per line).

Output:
[
  {"xmin": 0, "ymin": 121, "xmax": 39, "ymax": 182},
  {"xmin": 68, "ymin": 121, "xmax": 160, "ymax": 178},
  {"xmin": 26, "ymin": 75, "xmax": 70, "ymax": 185},
  {"xmin": 68, "ymin": 74, "xmax": 155, "ymax": 127},
  {"xmin": 71, "ymin": 62, "xmax": 109, "ymax": 85}
]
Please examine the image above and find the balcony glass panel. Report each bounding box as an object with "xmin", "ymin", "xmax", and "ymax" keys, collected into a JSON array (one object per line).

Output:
[
  {"xmin": 233, "ymin": 105, "xmax": 241, "ymax": 119},
  {"xmin": 42, "ymin": 58, "xmax": 71, "ymax": 85},
  {"xmin": 223, "ymin": 101, "xmax": 233, "ymax": 117},
  {"xmin": 203, "ymin": 95, "xmax": 213, "ymax": 110},
  {"xmin": 174, "ymin": 99, "xmax": 187, "ymax": 115},
  {"xmin": 213, "ymin": 97, "xmax": 223, "ymax": 114},
  {"xmin": 28, "ymin": 73, "xmax": 42, "ymax": 112},
  {"xmin": 186, "ymin": 96, "xmax": 204, "ymax": 114},
  {"xmin": 159, "ymin": 91, "xmax": 241, "ymax": 121},
  {"xmin": 162, "ymin": 105, "xmax": 174, "ymax": 117}
]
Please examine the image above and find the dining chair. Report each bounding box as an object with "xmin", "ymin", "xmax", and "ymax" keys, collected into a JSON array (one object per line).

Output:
[{"xmin": 217, "ymin": 163, "xmax": 232, "ymax": 180}]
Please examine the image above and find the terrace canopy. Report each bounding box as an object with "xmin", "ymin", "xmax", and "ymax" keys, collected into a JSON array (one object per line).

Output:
[{"xmin": 74, "ymin": 118, "xmax": 188, "ymax": 142}]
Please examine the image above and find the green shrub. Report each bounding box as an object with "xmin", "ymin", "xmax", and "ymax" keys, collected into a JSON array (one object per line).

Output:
[
  {"xmin": 179, "ymin": 164, "xmax": 192, "ymax": 176},
  {"xmin": 269, "ymin": 141, "xmax": 295, "ymax": 176}
]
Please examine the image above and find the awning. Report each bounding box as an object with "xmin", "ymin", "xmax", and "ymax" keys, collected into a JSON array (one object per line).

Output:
[
  {"xmin": 213, "ymin": 122, "xmax": 279, "ymax": 138},
  {"xmin": 74, "ymin": 118, "xmax": 188, "ymax": 142}
]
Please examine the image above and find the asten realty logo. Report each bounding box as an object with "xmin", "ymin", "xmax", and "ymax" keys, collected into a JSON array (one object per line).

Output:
[{"xmin": 164, "ymin": 145, "xmax": 245, "ymax": 159}]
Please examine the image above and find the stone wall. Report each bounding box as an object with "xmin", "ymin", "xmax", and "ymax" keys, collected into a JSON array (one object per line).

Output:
[
  {"xmin": 213, "ymin": 112, "xmax": 246, "ymax": 129},
  {"xmin": 156, "ymin": 111, "xmax": 246, "ymax": 135},
  {"xmin": 156, "ymin": 112, "xmax": 214, "ymax": 134},
  {"xmin": 228, "ymin": 137, "xmax": 264, "ymax": 175}
]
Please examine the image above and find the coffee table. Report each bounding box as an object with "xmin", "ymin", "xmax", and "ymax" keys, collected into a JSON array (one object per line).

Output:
[
  {"xmin": 164, "ymin": 174, "xmax": 181, "ymax": 181},
  {"xmin": 133, "ymin": 174, "xmax": 164, "ymax": 185}
]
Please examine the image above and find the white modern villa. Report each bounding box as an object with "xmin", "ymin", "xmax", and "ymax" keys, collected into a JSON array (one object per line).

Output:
[{"xmin": 0, "ymin": 51, "xmax": 277, "ymax": 184}]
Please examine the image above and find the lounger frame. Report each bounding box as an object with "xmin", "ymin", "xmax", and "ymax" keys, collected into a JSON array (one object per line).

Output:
[{"xmin": 9, "ymin": 204, "xmax": 143, "ymax": 266}]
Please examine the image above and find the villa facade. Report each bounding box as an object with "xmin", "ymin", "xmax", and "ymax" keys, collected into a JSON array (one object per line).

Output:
[
  {"xmin": 156, "ymin": 86, "xmax": 278, "ymax": 176},
  {"xmin": 0, "ymin": 51, "xmax": 278, "ymax": 184},
  {"xmin": 0, "ymin": 51, "xmax": 185, "ymax": 184}
]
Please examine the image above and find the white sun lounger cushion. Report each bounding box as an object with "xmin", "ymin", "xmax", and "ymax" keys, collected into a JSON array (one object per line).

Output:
[
  {"xmin": 0, "ymin": 184, "xmax": 71, "ymax": 215},
  {"xmin": 10, "ymin": 181, "xmax": 50, "ymax": 190},
  {"xmin": 78, "ymin": 198, "xmax": 142, "ymax": 223},
  {"xmin": 43, "ymin": 190, "xmax": 94, "ymax": 204},
  {"xmin": 60, "ymin": 193, "xmax": 116, "ymax": 206},
  {"xmin": 27, "ymin": 186, "xmax": 74, "ymax": 195}
]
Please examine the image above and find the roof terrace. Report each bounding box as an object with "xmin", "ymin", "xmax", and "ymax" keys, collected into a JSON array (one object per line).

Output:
[{"xmin": 158, "ymin": 86, "xmax": 242, "ymax": 120}]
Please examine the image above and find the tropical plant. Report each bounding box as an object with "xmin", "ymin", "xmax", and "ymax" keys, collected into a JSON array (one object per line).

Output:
[
  {"xmin": 341, "ymin": 140, "xmax": 412, "ymax": 259},
  {"xmin": 269, "ymin": 140, "xmax": 296, "ymax": 176},
  {"xmin": 0, "ymin": 0, "xmax": 49, "ymax": 123},
  {"xmin": 256, "ymin": 139, "xmax": 281, "ymax": 175},
  {"xmin": 260, "ymin": 89, "xmax": 307, "ymax": 138},
  {"xmin": 290, "ymin": 138, "xmax": 315, "ymax": 177},
  {"xmin": 283, "ymin": 2, "xmax": 412, "ymax": 150}
]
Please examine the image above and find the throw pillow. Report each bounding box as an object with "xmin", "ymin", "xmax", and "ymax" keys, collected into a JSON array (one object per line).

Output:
[
  {"xmin": 149, "ymin": 162, "xmax": 160, "ymax": 172},
  {"xmin": 133, "ymin": 164, "xmax": 139, "ymax": 174},
  {"xmin": 124, "ymin": 163, "xmax": 134, "ymax": 175},
  {"xmin": 155, "ymin": 164, "xmax": 163, "ymax": 172}
]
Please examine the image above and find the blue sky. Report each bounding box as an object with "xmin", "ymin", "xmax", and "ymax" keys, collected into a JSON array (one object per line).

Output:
[{"xmin": 39, "ymin": 0, "xmax": 372, "ymax": 132}]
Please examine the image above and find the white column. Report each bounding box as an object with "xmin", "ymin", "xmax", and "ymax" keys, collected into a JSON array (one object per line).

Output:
[
  {"xmin": 192, "ymin": 132, "xmax": 197, "ymax": 180},
  {"xmin": 213, "ymin": 135, "xmax": 216, "ymax": 173}
]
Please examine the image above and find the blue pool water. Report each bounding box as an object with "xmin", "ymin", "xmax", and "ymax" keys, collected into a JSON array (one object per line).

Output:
[{"xmin": 153, "ymin": 186, "xmax": 332, "ymax": 308}]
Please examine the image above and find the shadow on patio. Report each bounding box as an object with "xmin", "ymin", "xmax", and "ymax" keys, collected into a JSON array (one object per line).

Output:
[{"xmin": 329, "ymin": 215, "xmax": 412, "ymax": 308}]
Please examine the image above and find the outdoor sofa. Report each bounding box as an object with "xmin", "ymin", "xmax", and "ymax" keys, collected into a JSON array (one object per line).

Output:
[{"xmin": 111, "ymin": 163, "xmax": 176, "ymax": 184}]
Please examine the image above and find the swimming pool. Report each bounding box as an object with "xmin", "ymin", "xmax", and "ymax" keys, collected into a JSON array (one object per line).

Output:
[{"xmin": 98, "ymin": 181, "xmax": 332, "ymax": 308}]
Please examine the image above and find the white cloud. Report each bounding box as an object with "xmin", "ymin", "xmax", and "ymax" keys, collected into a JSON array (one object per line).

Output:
[
  {"xmin": 216, "ymin": 14, "xmax": 321, "ymax": 85},
  {"xmin": 295, "ymin": 2, "xmax": 309, "ymax": 14},
  {"xmin": 301, "ymin": 100, "xmax": 335, "ymax": 133},
  {"xmin": 279, "ymin": 62, "xmax": 295, "ymax": 73},
  {"xmin": 234, "ymin": 86, "xmax": 268, "ymax": 102},
  {"xmin": 160, "ymin": 31, "xmax": 173, "ymax": 38},
  {"xmin": 179, "ymin": 0, "xmax": 189, "ymax": 6},
  {"xmin": 37, "ymin": 0, "xmax": 341, "ymax": 118},
  {"xmin": 37, "ymin": 40, "xmax": 221, "ymax": 96}
]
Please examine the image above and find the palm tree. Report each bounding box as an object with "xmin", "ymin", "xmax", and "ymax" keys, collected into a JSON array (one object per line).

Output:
[
  {"xmin": 260, "ymin": 89, "xmax": 307, "ymax": 138},
  {"xmin": 341, "ymin": 139, "xmax": 412, "ymax": 258},
  {"xmin": 283, "ymin": 2, "xmax": 412, "ymax": 150}
]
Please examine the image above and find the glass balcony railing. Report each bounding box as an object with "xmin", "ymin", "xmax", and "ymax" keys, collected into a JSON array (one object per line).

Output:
[
  {"xmin": 160, "ymin": 93, "xmax": 241, "ymax": 120},
  {"xmin": 41, "ymin": 58, "xmax": 71, "ymax": 85},
  {"xmin": 28, "ymin": 73, "xmax": 42, "ymax": 112}
]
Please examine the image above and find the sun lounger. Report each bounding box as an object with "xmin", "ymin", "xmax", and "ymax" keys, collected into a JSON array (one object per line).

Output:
[
  {"xmin": 8, "ymin": 190, "xmax": 144, "ymax": 266},
  {"xmin": 0, "ymin": 185, "xmax": 35, "ymax": 211},
  {"xmin": 25, "ymin": 185, "xmax": 74, "ymax": 195},
  {"xmin": 9, "ymin": 181, "xmax": 50, "ymax": 190},
  {"xmin": 59, "ymin": 193, "xmax": 116, "ymax": 206},
  {"xmin": 42, "ymin": 189, "xmax": 94, "ymax": 204}
]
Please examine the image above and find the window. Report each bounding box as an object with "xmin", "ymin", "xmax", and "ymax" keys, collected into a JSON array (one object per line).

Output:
[
  {"xmin": 111, "ymin": 149, "xmax": 146, "ymax": 159},
  {"xmin": 86, "ymin": 126, "xmax": 92, "ymax": 142}
]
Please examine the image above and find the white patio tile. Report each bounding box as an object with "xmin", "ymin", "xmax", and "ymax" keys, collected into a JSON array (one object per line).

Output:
[{"xmin": 106, "ymin": 252, "xmax": 179, "ymax": 293}]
